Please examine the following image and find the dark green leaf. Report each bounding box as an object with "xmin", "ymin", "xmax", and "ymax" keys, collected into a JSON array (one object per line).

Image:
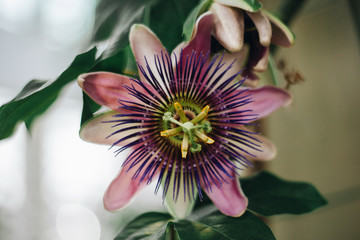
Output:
[
  {"xmin": 93, "ymin": 0, "xmax": 144, "ymax": 42},
  {"xmin": 148, "ymin": 0, "xmax": 200, "ymax": 51},
  {"xmin": 0, "ymin": 47, "xmax": 97, "ymax": 140},
  {"xmin": 193, "ymin": 191, "xmax": 212, "ymax": 210},
  {"xmin": 114, "ymin": 212, "xmax": 172, "ymax": 240},
  {"xmin": 93, "ymin": 0, "xmax": 150, "ymax": 58},
  {"xmin": 243, "ymin": 171, "xmax": 327, "ymax": 216},
  {"xmin": 93, "ymin": 0, "xmax": 200, "ymax": 58},
  {"xmin": 80, "ymin": 93, "xmax": 101, "ymax": 126},
  {"xmin": 13, "ymin": 80, "xmax": 48, "ymax": 101},
  {"xmin": 174, "ymin": 210, "xmax": 275, "ymax": 240},
  {"xmin": 92, "ymin": 48, "xmax": 128, "ymax": 73},
  {"xmin": 182, "ymin": 0, "xmax": 213, "ymax": 41},
  {"xmin": 214, "ymin": 0, "xmax": 262, "ymax": 12}
]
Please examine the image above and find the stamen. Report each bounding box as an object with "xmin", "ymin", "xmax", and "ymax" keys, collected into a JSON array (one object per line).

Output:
[
  {"xmin": 160, "ymin": 127, "xmax": 182, "ymax": 137},
  {"xmin": 191, "ymin": 105, "xmax": 210, "ymax": 124},
  {"xmin": 161, "ymin": 102, "xmax": 214, "ymax": 158},
  {"xmin": 194, "ymin": 130, "xmax": 215, "ymax": 144},
  {"xmin": 181, "ymin": 134, "xmax": 189, "ymax": 158},
  {"xmin": 174, "ymin": 102, "xmax": 188, "ymax": 122}
]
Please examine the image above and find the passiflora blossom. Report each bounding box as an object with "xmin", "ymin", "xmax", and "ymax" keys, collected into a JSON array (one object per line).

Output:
[
  {"xmin": 77, "ymin": 21, "xmax": 291, "ymax": 219},
  {"xmin": 204, "ymin": 0, "xmax": 295, "ymax": 85}
]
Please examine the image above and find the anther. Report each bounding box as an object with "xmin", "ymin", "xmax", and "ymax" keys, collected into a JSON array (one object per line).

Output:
[
  {"xmin": 174, "ymin": 102, "xmax": 188, "ymax": 122},
  {"xmin": 191, "ymin": 105, "xmax": 210, "ymax": 124}
]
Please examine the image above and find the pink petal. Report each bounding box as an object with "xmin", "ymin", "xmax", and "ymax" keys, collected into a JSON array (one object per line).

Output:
[
  {"xmin": 245, "ymin": 86, "xmax": 292, "ymax": 121},
  {"xmin": 79, "ymin": 111, "xmax": 120, "ymax": 145},
  {"xmin": 233, "ymin": 126, "xmax": 276, "ymax": 161},
  {"xmin": 172, "ymin": 12, "xmax": 214, "ymax": 88},
  {"xmin": 104, "ymin": 161, "xmax": 158, "ymax": 211},
  {"xmin": 204, "ymin": 169, "xmax": 248, "ymax": 217},
  {"xmin": 211, "ymin": 3, "xmax": 244, "ymax": 52},
  {"xmin": 129, "ymin": 24, "xmax": 168, "ymax": 91},
  {"xmin": 79, "ymin": 110, "xmax": 149, "ymax": 147},
  {"xmin": 250, "ymin": 134, "xmax": 276, "ymax": 160},
  {"xmin": 209, "ymin": 46, "xmax": 248, "ymax": 91},
  {"xmin": 262, "ymin": 10, "xmax": 295, "ymax": 47},
  {"xmin": 78, "ymin": 72, "xmax": 141, "ymax": 111},
  {"xmin": 174, "ymin": 12, "xmax": 214, "ymax": 59},
  {"xmin": 246, "ymin": 11, "xmax": 272, "ymax": 47}
]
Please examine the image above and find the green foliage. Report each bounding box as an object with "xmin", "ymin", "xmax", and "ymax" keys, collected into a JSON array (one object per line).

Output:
[
  {"xmin": 93, "ymin": 0, "xmax": 149, "ymax": 59},
  {"xmin": 214, "ymin": 0, "xmax": 262, "ymax": 12},
  {"xmin": 93, "ymin": 0, "xmax": 200, "ymax": 56},
  {"xmin": 243, "ymin": 171, "xmax": 327, "ymax": 216},
  {"xmin": 114, "ymin": 212, "xmax": 172, "ymax": 240},
  {"xmin": 115, "ymin": 209, "xmax": 275, "ymax": 240},
  {"xmin": 147, "ymin": 0, "xmax": 200, "ymax": 51},
  {"xmin": 0, "ymin": 47, "xmax": 98, "ymax": 140},
  {"xmin": 175, "ymin": 210, "xmax": 275, "ymax": 240}
]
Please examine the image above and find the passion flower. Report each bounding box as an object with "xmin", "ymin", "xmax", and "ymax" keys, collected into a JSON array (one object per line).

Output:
[{"xmin": 78, "ymin": 23, "xmax": 291, "ymax": 218}]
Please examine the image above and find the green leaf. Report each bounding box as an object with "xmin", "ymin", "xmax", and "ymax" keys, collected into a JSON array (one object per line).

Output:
[
  {"xmin": 182, "ymin": 0, "xmax": 213, "ymax": 41},
  {"xmin": 93, "ymin": 0, "xmax": 200, "ymax": 57},
  {"xmin": 0, "ymin": 47, "xmax": 98, "ymax": 140},
  {"xmin": 92, "ymin": 48, "xmax": 128, "ymax": 73},
  {"xmin": 12, "ymin": 80, "xmax": 48, "ymax": 101},
  {"xmin": 148, "ymin": 0, "xmax": 200, "ymax": 51},
  {"xmin": 174, "ymin": 210, "xmax": 275, "ymax": 240},
  {"xmin": 80, "ymin": 93, "xmax": 101, "ymax": 126},
  {"xmin": 114, "ymin": 212, "xmax": 172, "ymax": 240},
  {"xmin": 93, "ymin": 0, "xmax": 150, "ymax": 58},
  {"xmin": 115, "ymin": 209, "xmax": 274, "ymax": 240},
  {"xmin": 242, "ymin": 171, "xmax": 327, "ymax": 216},
  {"xmin": 214, "ymin": 0, "xmax": 262, "ymax": 12},
  {"xmin": 92, "ymin": 0, "xmax": 145, "ymax": 43}
]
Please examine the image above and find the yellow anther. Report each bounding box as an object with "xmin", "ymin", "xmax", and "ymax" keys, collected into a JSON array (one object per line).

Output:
[
  {"xmin": 174, "ymin": 102, "xmax": 188, "ymax": 122},
  {"xmin": 160, "ymin": 127, "xmax": 182, "ymax": 137},
  {"xmin": 194, "ymin": 130, "xmax": 215, "ymax": 144},
  {"xmin": 181, "ymin": 134, "xmax": 189, "ymax": 158},
  {"xmin": 191, "ymin": 105, "xmax": 210, "ymax": 124}
]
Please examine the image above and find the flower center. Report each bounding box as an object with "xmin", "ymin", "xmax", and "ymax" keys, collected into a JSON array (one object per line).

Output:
[{"xmin": 161, "ymin": 102, "xmax": 214, "ymax": 158}]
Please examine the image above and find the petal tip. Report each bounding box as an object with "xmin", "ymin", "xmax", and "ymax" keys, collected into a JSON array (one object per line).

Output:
[
  {"xmin": 77, "ymin": 73, "xmax": 88, "ymax": 89},
  {"xmin": 282, "ymin": 90, "xmax": 293, "ymax": 107},
  {"xmin": 261, "ymin": 139, "xmax": 277, "ymax": 161},
  {"xmin": 103, "ymin": 185, "xmax": 132, "ymax": 212}
]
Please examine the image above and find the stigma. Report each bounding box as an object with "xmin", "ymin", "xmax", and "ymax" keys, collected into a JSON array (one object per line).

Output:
[{"xmin": 161, "ymin": 102, "xmax": 214, "ymax": 158}]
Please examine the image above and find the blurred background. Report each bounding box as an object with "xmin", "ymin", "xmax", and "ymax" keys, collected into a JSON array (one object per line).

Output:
[{"xmin": 0, "ymin": 0, "xmax": 359, "ymax": 239}]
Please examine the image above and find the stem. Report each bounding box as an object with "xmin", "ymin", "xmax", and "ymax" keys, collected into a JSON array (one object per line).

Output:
[{"xmin": 268, "ymin": 54, "xmax": 280, "ymax": 86}]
